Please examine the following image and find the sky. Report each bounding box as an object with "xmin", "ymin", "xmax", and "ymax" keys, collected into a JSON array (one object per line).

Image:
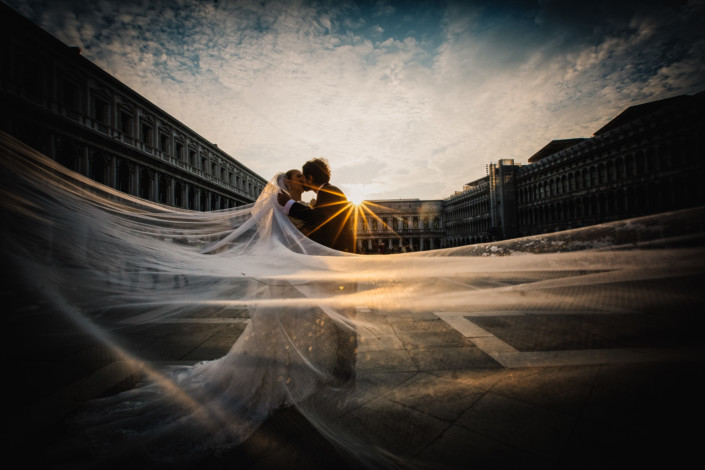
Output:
[{"xmin": 5, "ymin": 0, "xmax": 705, "ymax": 201}]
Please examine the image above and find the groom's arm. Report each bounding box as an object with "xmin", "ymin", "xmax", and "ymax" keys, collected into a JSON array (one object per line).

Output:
[
  {"xmin": 276, "ymin": 192, "xmax": 297, "ymax": 213},
  {"xmin": 276, "ymin": 191, "xmax": 326, "ymax": 225},
  {"xmin": 289, "ymin": 189, "xmax": 346, "ymax": 228},
  {"xmin": 288, "ymin": 197, "xmax": 328, "ymax": 226}
]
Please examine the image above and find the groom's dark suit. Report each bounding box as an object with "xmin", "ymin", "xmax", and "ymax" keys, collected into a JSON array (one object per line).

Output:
[
  {"xmin": 288, "ymin": 183, "xmax": 355, "ymax": 253},
  {"xmin": 287, "ymin": 182, "xmax": 357, "ymax": 386}
]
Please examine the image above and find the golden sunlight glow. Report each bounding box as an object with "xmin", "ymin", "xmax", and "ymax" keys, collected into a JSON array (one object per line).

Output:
[{"xmin": 348, "ymin": 192, "xmax": 366, "ymax": 206}]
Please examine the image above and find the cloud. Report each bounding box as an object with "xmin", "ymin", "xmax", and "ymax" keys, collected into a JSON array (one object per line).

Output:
[{"xmin": 6, "ymin": 0, "xmax": 705, "ymax": 201}]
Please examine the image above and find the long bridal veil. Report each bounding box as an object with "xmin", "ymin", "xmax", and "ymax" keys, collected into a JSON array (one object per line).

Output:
[{"xmin": 2, "ymin": 131, "xmax": 704, "ymax": 468}]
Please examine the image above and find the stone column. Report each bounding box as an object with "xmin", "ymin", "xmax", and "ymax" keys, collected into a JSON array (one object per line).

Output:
[
  {"xmin": 148, "ymin": 169, "xmax": 157, "ymax": 202},
  {"xmin": 166, "ymin": 175, "xmax": 174, "ymax": 206},
  {"xmin": 127, "ymin": 161, "xmax": 136, "ymax": 196},
  {"xmin": 181, "ymin": 182, "xmax": 188, "ymax": 209},
  {"xmin": 108, "ymin": 155, "xmax": 117, "ymax": 189},
  {"xmin": 81, "ymin": 146, "xmax": 90, "ymax": 177}
]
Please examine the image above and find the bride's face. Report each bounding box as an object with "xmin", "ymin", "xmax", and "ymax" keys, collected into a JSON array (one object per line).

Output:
[{"xmin": 286, "ymin": 170, "xmax": 304, "ymax": 194}]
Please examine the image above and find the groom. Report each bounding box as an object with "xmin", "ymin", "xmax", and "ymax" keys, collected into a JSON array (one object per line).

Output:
[
  {"xmin": 277, "ymin": 157, "xmax": 357, "ymax": 386},
  {"xmin": 277, "ymin": 157, "xmax": 355, "ymax": 253}
]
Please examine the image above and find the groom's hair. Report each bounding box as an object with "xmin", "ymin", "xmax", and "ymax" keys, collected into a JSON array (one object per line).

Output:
[{"xmin": 302, "ymin": 158, "xmax": 330, "ymax": 185}]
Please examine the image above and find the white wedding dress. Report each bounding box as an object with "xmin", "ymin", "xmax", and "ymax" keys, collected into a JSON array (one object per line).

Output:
[{"xmin": 58, "ymin": 173, "xmax": 362, "ymax": 462}]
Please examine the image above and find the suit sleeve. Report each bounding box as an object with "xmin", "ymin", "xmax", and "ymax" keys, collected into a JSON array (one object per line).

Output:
[
  {"xmin": 288, "ymin": 198, "xmax": 325, "ymax": 226},
  {"xmin": 288, "ymin": 189, "xmax": 342, "ymax": 226}
]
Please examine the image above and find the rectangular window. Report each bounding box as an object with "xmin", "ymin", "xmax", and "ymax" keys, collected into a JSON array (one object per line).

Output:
[
  {"xmin": 19, "ymin": 57, "xmax": 43, "ymax": 102},
  {"xmin": 62, "ymin": 80, "xmax": 80, "ymax": 112},
  {"xmin": 92, "ymin": 95, "xmax": 109, "ymax": 125},
  {"xmin": 140, "ymin": 121, "xmax": 153, "ymax": 145},
  {"xmin": 118, "ymin": 111, "xmax": 133, "ymax": 136}
]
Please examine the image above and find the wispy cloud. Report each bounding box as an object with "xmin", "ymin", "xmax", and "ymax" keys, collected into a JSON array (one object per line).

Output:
[{"xmin": 6, "ymin": 0, "xmax": 705, "ymax": 200}]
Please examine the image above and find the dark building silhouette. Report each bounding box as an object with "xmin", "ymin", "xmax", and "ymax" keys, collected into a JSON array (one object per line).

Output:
[
  {"xmin": 361, "ymin": 90, "xmax": 705, "ymax": 250},
  {"xmin": 443, "ymin": 170, "xmax": 492, "ymax": 247},
  {"xmin": 515, "ymin": 92, "xmax": 705, "ymax": 237},
  {"xmin": 0, "ymin": 2, "xmax": 266, "ymax": 210}
]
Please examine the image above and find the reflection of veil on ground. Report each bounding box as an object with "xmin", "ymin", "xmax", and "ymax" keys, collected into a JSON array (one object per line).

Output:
[{"xmin": 2, "ymin": 131, "xmax": 705, "ymax": 468}]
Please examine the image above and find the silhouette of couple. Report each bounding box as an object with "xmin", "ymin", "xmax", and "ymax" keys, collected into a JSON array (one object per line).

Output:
[{"xmin": 277, "ymin": 158, "xmax": 355, "ymax": 254}]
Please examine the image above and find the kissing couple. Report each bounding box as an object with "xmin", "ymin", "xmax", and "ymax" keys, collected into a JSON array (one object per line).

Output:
[{"xmin": 277, "ymin": 157, "xmax": 356, "ymax": 254}]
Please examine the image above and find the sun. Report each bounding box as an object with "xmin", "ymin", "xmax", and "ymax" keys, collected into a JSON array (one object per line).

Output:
[
  {"xmin": 344, "ymin": 185, "xmax": 369, "ymax": 207},
  {"xmin": 348, "ymin": 192, "xmax": 367, "ymax": 206}
]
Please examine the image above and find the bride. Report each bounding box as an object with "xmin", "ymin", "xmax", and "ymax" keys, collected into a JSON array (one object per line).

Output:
[{"xmin": 62, "ymin": 168, "xmax": 363, "ymax": 463}]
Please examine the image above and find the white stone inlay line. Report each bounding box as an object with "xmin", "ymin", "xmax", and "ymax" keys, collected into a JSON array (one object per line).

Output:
[
  {"xmin": 439, "ymin": 315, "xmax": 497, "ymax": 338},
  {"xmin": 434, "ymin": 309, "xmax": 618, "ymax": 317},
  {"xmin": 493, "ymin": 348, "xmax": 691, "ymax": 369},
  {"xmin": 151, "ymin": 318, "xmax": 250, "ymax": 324},
  {"xmin": 434, "ymin": 311, "xmax": 686, "ymax": 369}
]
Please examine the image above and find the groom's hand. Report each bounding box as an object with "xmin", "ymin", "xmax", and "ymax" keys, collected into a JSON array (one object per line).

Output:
[{"xmin": 276, "ymin": 191, "xmax": 290, "ymax": 206}]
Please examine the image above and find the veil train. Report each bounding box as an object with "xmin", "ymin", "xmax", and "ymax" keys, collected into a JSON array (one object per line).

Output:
[{"xmin": 2, "ymin": 131, "xmax": 704, "ymax": 468}]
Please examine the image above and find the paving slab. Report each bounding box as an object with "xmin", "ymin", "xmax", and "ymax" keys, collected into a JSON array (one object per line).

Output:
[
  {"xmin": 383, "ymin": 372, "xmax": 486, "ymax": 421},
  {"xmin": 340, "ymin": 396, "xmax": 451, "ymax": 458},
  {"xmin": 356, "ymin": 348, "xmax": 418, "ymax": 372},
  {"xmin": 454, "ymin": 391, "xmax": 577, "ymax": 460},
  {"xmin": 415, "ymin": 424, "xmax": 550, "ymax": 470},
  {"xmin": 408, "ymin": 345, "xmax": 502, "ymax": 370}
]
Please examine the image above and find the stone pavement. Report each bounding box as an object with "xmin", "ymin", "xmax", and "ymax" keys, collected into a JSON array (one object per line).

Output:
[{"xmin": 5, "ymin": 268, "xmax": 705, "ymax": 469}]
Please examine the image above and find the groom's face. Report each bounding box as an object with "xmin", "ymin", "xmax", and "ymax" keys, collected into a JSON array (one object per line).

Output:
[{"xmin": 302, "ymin": 173, "xmax": 315, "ymax": 190}]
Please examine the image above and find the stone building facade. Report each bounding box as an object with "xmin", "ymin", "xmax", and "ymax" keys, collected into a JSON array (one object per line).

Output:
[
  {"xmin": 355, "ymin": 200, "xmax": 444, "ymax": 253},
  {"xmin": 358, "ymin": 90, "xmax": 704, "ymax": 251},
  {"xmin": 443, "ymin": 176, "xmax": 491, "ymax": 247},
  {"xmin": 515, "ymin": 93, "xmax": 705, "ymax": 236},
  {"xmin": 444, "ymin": 159, "xmax": 522, "ymax": 246},
  {"xmin": 0, "ymin": 3, "xmax": 266, "ymax": 210}
]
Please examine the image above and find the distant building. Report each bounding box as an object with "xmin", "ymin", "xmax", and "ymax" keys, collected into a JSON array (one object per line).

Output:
[
  {"xmin": 358, "ymin": 91, "xmax": 705, "ymax": 251},
  {"xmin": 515, "ymin": 92, "xmax": 705, "ymax": 236},
  {"xmin": 355, "ymin": 199, "xmax": 444, "ymax": 253},
  {"xmin": 0, "ymin": 3, "xmax": 266, "ymax": 210},
  {"xmin": 444, "ymin": 175, "xmax": 492, "ymax": 247}
]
